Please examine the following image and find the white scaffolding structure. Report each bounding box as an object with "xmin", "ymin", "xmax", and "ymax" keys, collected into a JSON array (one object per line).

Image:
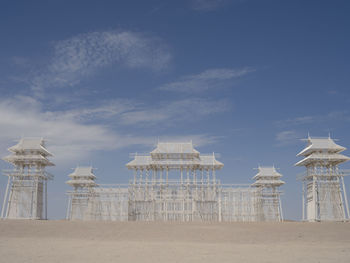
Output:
[
  {"xmin": 65, "ymin": 142, "xmax": 285, "ymax": 222},
  {"xmin": 251, "ymin": 166, "xmax": 284, "ymax": 221},
  {"xmin": 126, "ymin": 142, "xmax": 223, "ymax": 222},
  {"xmin": 66, "ymin": 167, "xmax": 128, "ymax": 221},
  {"xmin": 296, "ymin": 136, "xmax": 350, "ymax": 222},
  {"xmin": 1, "ymin": 138, "xmax": 54, "ymax": 219},
  {"xmin": 220, "ymin": 184, "xmax": 260, "ymax": 222}
]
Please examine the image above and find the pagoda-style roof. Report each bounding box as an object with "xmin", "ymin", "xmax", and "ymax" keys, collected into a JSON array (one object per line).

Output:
[
  {"xmin": 151, "ymin": 142, "xmax": 200, "ymax": 155},
  {"xmin": 127, "ymin": 143, "xmax": 223, "ymax": 170},
  {"xmin": 8, "ymin": 138, "xmax": 53, "ymax": 156},
  {"xmin": 66, "ymin": 166, "xmax": 97, "ymax": 188},
  {"xmin": 199, "ymin": 155, "xmax": 224, "ymax": 168},
  {"xmin": 126, "ymin": 154, "xmax": 223, "ymax": 169},
  {"xmin": 126, "ymin": 156, "xmax": 152, "ymax": 168},
  {"xmin": 295, "ymin": 152, "xmax": 350, "ymax": 166},
  {"xmin": 297, "ymin": 137, "xmax": 346, "ymax": 156},
  {"xmin": 252, "ymin": 166, "xmax": 285, "ymax": 187},
  {"xmin": 296, "ymin": 136, "xmax": 350, "ymax": 167},
  {"xmin": 251, "ymin": 180, "xmax": 285, "ymax": 187},
  {"xmin": 253, "ymin": 166, "xmax": 282, "ymax": 180},
  {"xmin": 3, "ymin": 154, "xmax": 54, "ymax": 166},
  {"xmin": 68, "ymin": 167, "xmax": 96, "ymax": 179},
  {"xmin": 66, "ymin": 179, "xmax": 97, "ymax": 188}
]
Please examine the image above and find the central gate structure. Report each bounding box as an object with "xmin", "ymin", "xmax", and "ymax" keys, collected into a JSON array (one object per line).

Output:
[{"xmin": 126, "ymin": 142, "xmax": 223, "ymax": 221}]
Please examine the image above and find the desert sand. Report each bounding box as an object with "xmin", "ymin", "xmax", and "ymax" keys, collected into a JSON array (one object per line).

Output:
[{"xmin": 0, "ymin": 220, "xmax": 349, "ymax": 263}]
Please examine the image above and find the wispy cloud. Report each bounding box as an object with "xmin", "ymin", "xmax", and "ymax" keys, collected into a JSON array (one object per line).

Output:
[
  {"xmin": 30, "ymin": 30, "xmax": 172, "ymax": 93},
  {"xmin": 276, "ymin": 111, "xmax": 350, "ymax": 127},
  {"xmin": 275, "ymin": 130, "xmax": 301, "ymax": 146},
  {"xmin": 190, "ymin": 0, "xmax": 231, "ymax": 11},
  {"xmin": 159, "ymin": 67, "xmax": 254, "ymax": 93},
  {"xmin": 0, "ymin": 96, "xmax": 226, "ymax": 164},
  {"xmin": 120, "ymin": 98, "xmax": 231, "ymax": 125}
]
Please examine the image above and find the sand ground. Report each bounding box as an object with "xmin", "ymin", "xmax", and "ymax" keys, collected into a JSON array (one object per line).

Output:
[{"xmin": 0, "ymin": 220, "xmax": 349, "ymax": 263}]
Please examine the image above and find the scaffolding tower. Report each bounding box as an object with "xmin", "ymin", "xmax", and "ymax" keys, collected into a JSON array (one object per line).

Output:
[
  {"xmin": 251, "ymin": 166, "xmax": 284, "ymax": 221},
  {"xmin": 1, "ymin": 138, "xmax": 54, "ymax": 219},
  {"xmin": 66, "ymin": 167, "xmax": 97, "ymax": 220},
  {"xmin": 296, "ymin": 136, "xmax": 350, "ymax": 221}
]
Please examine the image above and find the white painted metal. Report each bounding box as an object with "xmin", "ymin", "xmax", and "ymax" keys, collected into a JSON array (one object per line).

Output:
[
  {"xmin": 1, "ymin": 138, "xmax": 54, "ymax": 219},
  {"xmin": 251, "ymin": 166, "xmax": 285, "ymax": 222},
  {"xmin": 66, "ymin": 167, "xmax": 129, "ymax": 221},
  {"xmin": 126, "ymin": 142, "xmax": 223, "ymax": 222},
  {"xmin": 296, "ymin": 136, "xmax": 350, "ymax": 221},
  {"xmin": 65, "ymin": 142, "xmax": 286, "ymax": 222}
]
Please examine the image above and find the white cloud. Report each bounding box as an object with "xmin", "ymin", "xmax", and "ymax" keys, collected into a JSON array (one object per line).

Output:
[
  {"xmin": 30, "ymin": 30, "xmax": 172, "ymax": 93},
  {"xmin": 0, "ymin": 96, "xmax": 225, "ymax": 164},
  {"xmin": 157, "ymin": 134, "xmax": 222, "ymax": 148},
  {"xmin": 120, "ymin": 98, "xmax": 231, "ymax": 125},
  {"xmin": 276, "ymin": 111, "xmax": 350, "ymax": 127},
  {"xmin": 159, "ymin": 67, "xmax": 254, "ymax": 93},
  {"xmin": 275, "ymin": 130, "xmax": 300, "ymax": 146},
  {"xmin": 0, "ymin": 96, "xmax": 118, "ymax": 164}
]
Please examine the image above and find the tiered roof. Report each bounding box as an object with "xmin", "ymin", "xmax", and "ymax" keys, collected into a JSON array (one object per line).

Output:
[
  {"xmin": 127, "ymin": 142, "xmax": 223, "ymax": 169},
  {"xmin": 151, "ymin": 142, "xmax": 200, "ymax": 158},
  {"xmin": 251, "ymin": 166, "xmax": 285, "ymax": 187},
  {"xmin": 3, "ymin": 138, "xmax": 54, "ymax": 167},
  {"xmin": 66, "ymin": 166, "xmax": 97, "ymax": 188},
  {"xmin": 295, "ymin": 137, "xmax": 350, "ymax": 166}
]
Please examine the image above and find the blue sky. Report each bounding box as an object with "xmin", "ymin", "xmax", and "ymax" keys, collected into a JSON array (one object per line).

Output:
[{"xmin": 0, "ymin": 0, "xmax": 350, "ymax": 220}]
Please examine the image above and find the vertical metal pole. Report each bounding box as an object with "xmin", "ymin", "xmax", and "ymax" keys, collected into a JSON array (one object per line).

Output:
[
  {"xmin": 312, "ymin": 175, "xmax": 317, "ymax": 221},
  {"xmin": 166, "ymin": 167, "xmax": 169, "ymax": 185},
  {"xmin": 218, "ymin": 187, "xmax": 222, "ymax": 222},
  {"xmin": 134, "ymin": 169, "xmax": 137, "ymax": 185},
  {"xmin": 279, "ymin": 196, "xmax": 283, "ymax": 222},
  {"xmin": 45, "ymin": 180, "xmax": 48, "ymax": 220},
  {"xmin": 1, "ymin": 176, "xmax": 11, "ymax": 218},
  {"xmin": 6, "ymin": 179, "xmax": 14, "ymax": 218},
  {"xmin": 302, "ymin": 181, "xmax": 305, "ymax": 221},
  {"xmin": 207, "ymin": 168, "xmax": 210, "ymax": 186},
  {"xmin": 180, "ymin": 167, "xmax": 183, "ymax": 184},
  {"xmin": 341, "ymin": 176, "xmax": 350, "ymax": 219},
  {"xmin": 337, "ymin": 177, "xmax": 346, "ymax": 220},
  {"xmin": 66, "ymin": 194, "xmax": 71, "ymax": 220}
]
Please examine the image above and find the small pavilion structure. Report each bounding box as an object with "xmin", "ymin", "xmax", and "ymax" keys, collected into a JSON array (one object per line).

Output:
[
  {"xmin": 1, "ymin": 138, "xmax": 54, "ymax": 219},
  {"xmin": 252, "ymin": 166, "xmax": 284, "ymax": 221},
  {"xmin": 66, "ymin": 167, "xmax": 97, "ymax": 220},
  {"xmin": 296, "ymin": 136, "xmax": 350, "ymax": 221}
]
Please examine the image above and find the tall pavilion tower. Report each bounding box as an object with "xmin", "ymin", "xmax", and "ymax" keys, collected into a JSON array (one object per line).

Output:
[
  {"xmin": 296, "ymin": 136, "xmax": 350, "ymax": 221},
  {"xmin": 1, "ymin": 138, "xmax": 54, "ymax": 219},
  {"xmin": 251, "ymin": 166, "xmax": 285, "ymax": 221},
  {"xmin": 66, "ymin": 166, "xmax": 97, "ymax": 220}
]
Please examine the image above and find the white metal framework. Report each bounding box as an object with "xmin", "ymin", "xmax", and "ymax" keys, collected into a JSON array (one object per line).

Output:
[
  {"xmin": 66, "ymin": 167, "xmax": 128, "ymax": 221},
  {"xmin": 126, "ymin": 142, "xmax": 223, "ymax": 221},
  {"xmin": 252, "ymin": 166, "xmax": 284, "ymax": 221},
  {"xmin": 65, "ymin": 142, "xmax": 285, "ymax": 222},
  {"xmin": 220, "ymin": 184, "xmax": 260, "ymax": 222},
  {"xmin": 296, "ymin": 136, "xmax": 350, "ymax": 221},
  {"xmin": 1, "ymin": 138, "xmax": 54, "ymax": 219}
]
